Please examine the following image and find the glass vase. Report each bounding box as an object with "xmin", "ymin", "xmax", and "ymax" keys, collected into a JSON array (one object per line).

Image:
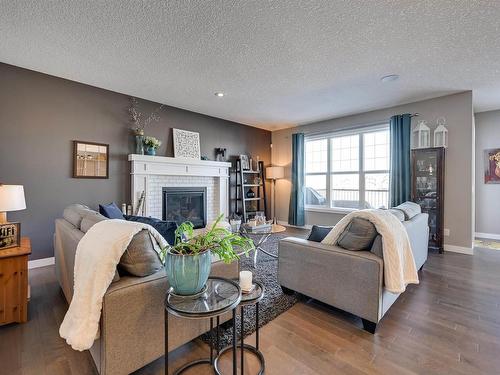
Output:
[{"xmin": 135, "ymin": 135, "xmax": 144, "ymax": 154}]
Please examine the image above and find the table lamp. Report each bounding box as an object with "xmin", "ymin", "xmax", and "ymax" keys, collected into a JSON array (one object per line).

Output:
[
  {"xmin": 0, "ymin": 185, "xmax": 26, "ymax": 224},
  {"xmin": 265, "ymin": 166, "xmax": 284, "ymax": 224}
]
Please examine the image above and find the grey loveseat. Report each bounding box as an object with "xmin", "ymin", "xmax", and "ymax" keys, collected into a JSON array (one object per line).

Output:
[
  {"xmin": 278, "ymin": 212, "xmax": 428, "ymax": 333},
  {"xmin": 54, "ymin": 205, "xmax": 238, "ymax": 375}
]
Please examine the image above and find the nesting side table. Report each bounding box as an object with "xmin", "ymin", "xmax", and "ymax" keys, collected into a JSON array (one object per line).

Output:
[
  {"xmin": 214, "ymin": 281, "xmax": 265, "ymax": 375},
  {"xmin": 165, "ymin": 277, "xmax": 241, "ymax": 375}
]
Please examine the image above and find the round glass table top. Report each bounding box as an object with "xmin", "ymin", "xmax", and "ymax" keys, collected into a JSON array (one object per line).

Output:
[
  {"xmin": 240, "ymin": 224, "xmax": 286, "ymax": 236},
  {"xmin": 239, "ymin": 281, "xmax": 264, "ymax": 306},
  {"xmin": 165, "ymin": 277, "xmax": 241, "ymax": 318}
]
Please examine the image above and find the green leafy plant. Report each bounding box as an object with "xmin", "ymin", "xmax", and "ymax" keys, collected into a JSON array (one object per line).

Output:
[
  {"xmin": 161, "ymin": 214, "xmax": 254, "ymax": 263},
  {"xmin": 143, "ymin": 136, "xmax": 162, "ymax": 149}
]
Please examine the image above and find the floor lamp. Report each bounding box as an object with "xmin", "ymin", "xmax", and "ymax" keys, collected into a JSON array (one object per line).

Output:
[{"xmin": 265, "ymin": 166, "xmax": 284, "ymax": 224}]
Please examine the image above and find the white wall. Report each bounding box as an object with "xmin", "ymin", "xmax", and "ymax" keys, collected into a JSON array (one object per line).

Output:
[
  {"xmin": 272, "ymin": 92, "xmax": 474, "ymax": 251},
  {"xmin": 474, "ymin": 110, "xmax": 500, "ymax": 238}
]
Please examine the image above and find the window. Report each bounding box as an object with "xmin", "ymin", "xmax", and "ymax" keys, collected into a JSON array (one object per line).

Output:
[{"xmin": 305, "ymin": 126, "xmax": 390, "ymax": 210}]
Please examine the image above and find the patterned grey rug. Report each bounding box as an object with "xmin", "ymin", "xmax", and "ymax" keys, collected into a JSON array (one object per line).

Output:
[{"xmin": 201, "ymin": 232, "xmax": 300, "ymax": 348}]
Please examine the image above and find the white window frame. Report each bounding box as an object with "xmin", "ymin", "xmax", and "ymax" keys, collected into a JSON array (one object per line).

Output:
[{"xmin": 305, "ymin": 124, "xmax": 390, "ymax": 213}]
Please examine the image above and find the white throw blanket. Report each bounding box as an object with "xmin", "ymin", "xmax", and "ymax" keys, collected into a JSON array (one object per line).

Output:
[
  {"xmin": 59, "ymin": 219, "xmax": 168, "ymax": 351},
  {"xmin": 321, "ymin": 209, "xmax": 419, "ymax": 294}
]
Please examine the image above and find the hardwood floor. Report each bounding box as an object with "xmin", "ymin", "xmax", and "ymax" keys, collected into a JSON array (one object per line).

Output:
[{"xmin": 2, "ymin": 243, "xmax": 500, "ymax": 374}]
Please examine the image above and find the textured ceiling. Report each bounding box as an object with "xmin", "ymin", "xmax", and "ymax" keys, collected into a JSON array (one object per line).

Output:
[{"xmin": 1, "ymin": 1, "xmax": 500, "ymax": 130}]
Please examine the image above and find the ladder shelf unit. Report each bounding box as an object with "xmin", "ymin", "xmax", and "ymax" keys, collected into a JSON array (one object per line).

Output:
[{"xmin": 232, "ymin": 159, "xmax": 267, "ymax": 222}]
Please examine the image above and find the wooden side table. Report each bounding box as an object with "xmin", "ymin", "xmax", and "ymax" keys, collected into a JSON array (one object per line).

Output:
[{"xmin": 0, "ymin": 237, "xmax": 31, "ymax": 325}]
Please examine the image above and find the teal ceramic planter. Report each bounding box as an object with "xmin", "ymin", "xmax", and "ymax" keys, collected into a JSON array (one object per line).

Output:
[
  {"xmin": 165, "ymin": 250, "xmax": 212, "ymax": 295},
  {"xmin": 145, "ymin": 146, "xmax": 156, "ymax": 156}
]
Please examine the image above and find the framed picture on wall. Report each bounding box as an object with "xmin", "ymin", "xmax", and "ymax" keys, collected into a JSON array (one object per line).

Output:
[
  {"xmin": 484, "ymin": 148, "xmax": 500, "ymax": 184},
  {"xmin": 73, "ymin": 140, "xmax": 109, "ymax": 179},
  {"xmin": 173, "ymin": 129, "xmax": 201, "ymax": 159}
]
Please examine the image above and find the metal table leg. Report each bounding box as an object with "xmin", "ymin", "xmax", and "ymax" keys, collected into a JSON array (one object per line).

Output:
[
  {"xmin": 165, "ymin": 309, "xmax": 168, "ymax": 375},
  {"xmin": 233, "ymin": 309, "xmax": 237, "ymax": 375},
  {"xmin": 217, "ymin": 316, "xmax": 220, "ymax": 355},
  {"xmin": 256, "ymin": 303, "xmax": 259, "ymax": 351},
  {"xmin": 210, "ymin": 317, "xmax": 214, "ymax": 365},
  {"xmin": 241, "ymin": 306, "xmax": 245, "ymax": 375}
]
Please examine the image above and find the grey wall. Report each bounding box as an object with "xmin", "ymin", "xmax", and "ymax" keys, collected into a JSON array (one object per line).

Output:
[
  {"xmin": 475, "ymin": 110, "xmax": 500, "ymax": 236},
  {"xmin": 0, "ymin": 63, "xmax": 271, "ymax": 260},
  {"xmin": 272, "ymin": 92, "xmax": 474, "ymax": 250}
]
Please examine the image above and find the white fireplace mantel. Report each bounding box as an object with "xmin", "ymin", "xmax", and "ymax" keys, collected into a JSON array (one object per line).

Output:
[{"xmin": 128, "ymin": 154, "xmax": 232, "ymax": 219}]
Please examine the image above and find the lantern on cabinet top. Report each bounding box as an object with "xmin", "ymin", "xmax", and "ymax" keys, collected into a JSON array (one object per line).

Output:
[
  {"xmin": 412, "ymin": 120, "xmax": 431, "ymax": 149},
  {"xmin": 433, "ymin": 117, "xmax": 448, "ymax": 148}
]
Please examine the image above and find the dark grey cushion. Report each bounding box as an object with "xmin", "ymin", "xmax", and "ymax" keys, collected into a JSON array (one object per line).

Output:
[
  {"xmin": 125, "ymin": 215, "xmax": 177, "ymax": 245},
  {"xmin": 370, "ymin": 235, "xmax": 383, "ymax": 258},
  {"xmin": 307, "ymin": 225, "xmax": 333, "ymax": 242},
  {"xmin": 119, "ymin": 230, "xmax": 163, "ymax": 277},
  {"xmin": 337, "ymin": 218, "xmax": 378, "ymax": 251}
]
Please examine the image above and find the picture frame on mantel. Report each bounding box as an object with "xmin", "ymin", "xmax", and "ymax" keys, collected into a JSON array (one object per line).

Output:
[
  {"xmin": 73, "ymin": 140, "xmax": 109, "ymax": 179},
  {"xmin": 173, "ymin": 129, "xmax": 201, "ymax": 159}
]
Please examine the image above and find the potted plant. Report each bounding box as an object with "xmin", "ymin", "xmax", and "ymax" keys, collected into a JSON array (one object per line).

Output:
[
  {"xmin": 161, "ymin": 214, "xmax": 254, "ymax": 296},
  {"xmin": 143, "ymin": 136, "xmax": 161, "ymax": 156}
]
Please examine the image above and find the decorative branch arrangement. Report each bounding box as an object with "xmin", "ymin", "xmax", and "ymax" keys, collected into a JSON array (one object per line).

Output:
[{"xmin": 129, "ymin": 97, "xmax": 165, "ymax": 135}]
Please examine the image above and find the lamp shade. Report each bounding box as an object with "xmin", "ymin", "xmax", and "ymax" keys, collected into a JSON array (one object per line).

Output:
[
  {"xmin": 266, "ymin": 166, "xmax": 285, "ymax": 180},
  {"xmin": 0, "ymin": 185, "xmax": 26, "ymax": 212}
]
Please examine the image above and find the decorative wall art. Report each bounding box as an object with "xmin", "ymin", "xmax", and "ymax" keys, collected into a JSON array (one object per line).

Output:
[
  {"xmin": 73, "ymin": 141, "xmax": 109, "ymax": 178},
  {"xmin": 484, "ymin": 148, "xmax": 500, "ymax": 184},
  {"xmin": 173, "ymin": 129, "xmax": 201, "ymax": 159}
]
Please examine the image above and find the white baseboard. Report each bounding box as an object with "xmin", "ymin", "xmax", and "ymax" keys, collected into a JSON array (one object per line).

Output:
[
  {"xmin": 277, "ymin": 220, "xmax": 312, "ymax": 230},
  {"xmin": 475, "ymin": 232, "xmax": 500, "ymax": 240},
  {"xmin": 28, "ymin": 257, "xmax": 55, "ymax": 269},
  {"xmin": 444, "ymin": 244, "xmax": 474, "ymax": 255}
]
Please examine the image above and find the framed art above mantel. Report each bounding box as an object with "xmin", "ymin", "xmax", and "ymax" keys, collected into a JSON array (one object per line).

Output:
[{"xmin": 172, "ymin": 128, "xmax": 201, "ymax": 160}]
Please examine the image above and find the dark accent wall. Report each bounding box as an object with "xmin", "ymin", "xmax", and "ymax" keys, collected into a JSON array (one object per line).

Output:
[{"xmin": 0, "ymin": 63, "xmax": 271, "ymax": 260}]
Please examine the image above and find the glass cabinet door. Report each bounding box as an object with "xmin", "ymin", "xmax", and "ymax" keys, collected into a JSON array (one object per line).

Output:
[{"xmin": 412, "ymin": 148, "xmax": 444, "ymax": 252}]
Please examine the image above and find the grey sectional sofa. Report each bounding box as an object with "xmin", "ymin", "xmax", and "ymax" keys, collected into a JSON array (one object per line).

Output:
[
  {"xmin": 278, "ymin": 212, "xmax": 429, "ymax": 333},
  {"xmin": 54, "ymin": 206, "xmax": 238, "ymax": 375}
]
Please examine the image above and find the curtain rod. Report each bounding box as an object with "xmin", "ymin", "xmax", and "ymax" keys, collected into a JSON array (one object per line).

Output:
[{"xmin": 300, "ymin": 113, "xmax": 420, "ymax": 137}]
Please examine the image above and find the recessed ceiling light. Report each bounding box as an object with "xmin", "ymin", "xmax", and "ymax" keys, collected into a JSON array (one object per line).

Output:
[
  {"xmin": 381, "ymin": 74, "xmax": 400, "ymax": 83},
  {"xmin": 214, "ymin": 92, "xmax": 225, "ymax": 97}
]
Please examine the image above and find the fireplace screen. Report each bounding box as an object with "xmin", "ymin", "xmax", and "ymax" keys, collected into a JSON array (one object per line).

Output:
[{"xmin": 162, "ymin": 187, "xmax": 207, "ymax": 229}]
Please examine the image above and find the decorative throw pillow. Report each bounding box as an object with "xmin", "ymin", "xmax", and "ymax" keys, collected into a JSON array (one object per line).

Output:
[
  {"xmin": 387, "ymin": 208, "xmax": 405, "ymax": 222},
  {"xmin": 395, "ymin": 201, "xmax": 421, "ymax": 220},
  {"xmin": 80, "ymin": 212, "xmax": 108, "ymax": 233},
  {"xmin": 337, "ymin": 218, "xmax": 378, "ymax": 251},
  {"xmin": 125, "ymin": 215, "xmax": 177, "ymax": 245},
  {"xmin": 370, "ymin": 235, "xmax": 384, "ymax": 258},
  {"xmin": 119, "ymin": 229, "xmax": 163, "ymax": 277},
  {"xmin": 307, "ymin": 225, "xmax": 333, "ymax": 242},
  {"xmin": 99, "ymin": 202, "xmax": 125, "ymax": 220},
  {"xmin": 63, "ymin": 204, "xmax": 93, "ymax": 227}
]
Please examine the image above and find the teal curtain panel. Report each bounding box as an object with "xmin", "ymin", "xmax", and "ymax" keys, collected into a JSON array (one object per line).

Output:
[
  {"xmin": 288, "ymin": 133, "xmax": 305, "ymax": 226},
  {"xmin": 389, "ymin": 113, "xmax": 412, "ymax": 207}
]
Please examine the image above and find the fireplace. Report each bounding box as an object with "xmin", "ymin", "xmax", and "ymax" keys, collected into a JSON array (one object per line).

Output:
[{"xmin": 162, "ymin": 187, "xmax": 207, "ymax": 229}]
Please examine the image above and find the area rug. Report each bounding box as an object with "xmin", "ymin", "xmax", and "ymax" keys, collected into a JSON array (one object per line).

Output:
[
  {"xmin": 201, "ymin": 232, "xmax": 301, "ymax": 349},
  {"xmin": 474, "ymin": 238, "xmax": 500, "ymax": 251}
]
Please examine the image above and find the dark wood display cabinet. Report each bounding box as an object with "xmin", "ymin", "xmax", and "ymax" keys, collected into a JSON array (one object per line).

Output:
[{"xmin": 411, "ymin": 147, "xmax": 445, "ymax": 253}]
